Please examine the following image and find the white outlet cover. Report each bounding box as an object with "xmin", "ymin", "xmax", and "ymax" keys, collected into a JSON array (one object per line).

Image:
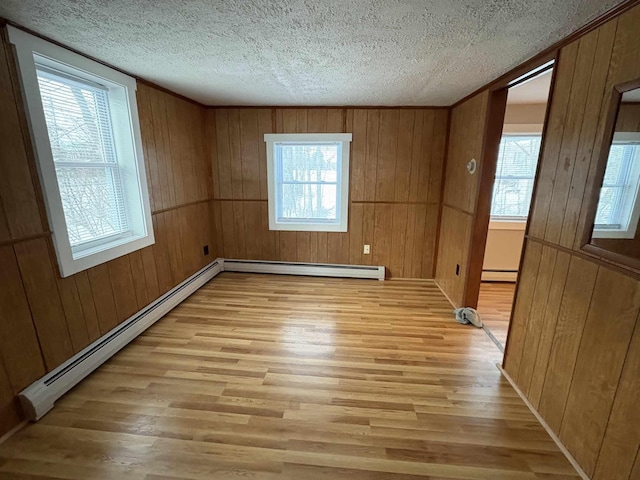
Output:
[{"xmin": 363, "ymin": 245, "xmax": 370, "ymax": 254}]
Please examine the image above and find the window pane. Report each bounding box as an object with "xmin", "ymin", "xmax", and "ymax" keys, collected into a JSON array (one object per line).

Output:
[
  {"xmin": 596, "ymin": 144, "xmax": 640, "ymax": 229},
  {"xmin": 36, "ymin": 68, "xmax": 116, "ymax": 165},
  {"xmin": 277, "ymin": 144, "xmax": 338, "ymax": 182},
  {"xmin": 491, "ymin": 136, "xmax": 541, "ymax": 218},
  {"xmin": 36, "ymin": 66, "xmax": 129, "ymax": 248},
  {"xmin": 56, "ymin": 166, "xmax": 128, "ymax": 246},
  {"xmin": 279, "ymin": 184, "xmax": 337, "ymax": 221}
]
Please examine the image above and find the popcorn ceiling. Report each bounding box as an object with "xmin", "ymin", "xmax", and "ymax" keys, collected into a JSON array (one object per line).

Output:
[{"xmin": 0, "ymin": 0, "xmax": 624, "ymax": 106}]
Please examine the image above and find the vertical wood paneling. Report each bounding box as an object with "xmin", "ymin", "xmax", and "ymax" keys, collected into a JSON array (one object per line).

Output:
[
  {"xmin": 560, "ymin": 267, "xmax": 640, "ymax": 476},
  {"xmin": 593, "ymin": 319, "xmax": 640, "ymax": 480},
  {"xmin": 0, "ymin": 246, "xmax": 45, "ymax": 390},
  {"xmin": 442, "ymin": 92, "xmax": 488, "ymax": 214},
  {"xmin": 516, "ymin": 246, "xmax": 558, "ymax": 392},
  {"xmin": 0, "ymin": 359, "xmax": 20, "ymax": 436},
  {"xmin": 0, "ymin": 37, "xmax": 43, "ymax": 239},
  {"xmin": 504, "ymin": 8, "xmax": 640, "ymax": 480},
  {"xmin": 375, "ymin": 110, "xmax": 399, "ymax": 201},
  {"xmin": 434, "ymin": 206, "xmax": 473, "ymax": 307},
  {"xmin": 561, "ymin": 23, "xmax": 618, "ymax": 248},
  {"xmin": 527, "ymin": 42, "xmax": 580, "ymax": 239},
  {"xmin": 536, "ymin": 255, "xmax": 598, "ymax": 431},
  {"xmin": 239, "ymin": 109, "xmax": 261, "ymax": 199},
  {"xmin": 503, "ymin": 240, "xmax": 543, "ymax": 380},
  {"xmin": 543, "ymin": 33, "xmax": 599, "ymax": 245},
  {"xmin": 527, "ymin": 250, "xmax": 571, "ymax": 407},
  {"xmin": 73, "ymin": 271, "xmax": 101, "ymax": 343},
  {"xmin": 14, "ymin": 239, "xmax": 73, "ymax": 370},
  {"xmin": 56, "ymin": 276, "xmax": 90, "ymax": 353},
  {"xmin": 207, "ymin": 107, "xmax": 448, "ymax": 278}
]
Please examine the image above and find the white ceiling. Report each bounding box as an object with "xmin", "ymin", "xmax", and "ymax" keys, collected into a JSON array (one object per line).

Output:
[
  {"xmin": 507, "ymin": 70, "xmax": 553, "ymax": 105},
  {"xmin": 0, "ymin": 0, "xmax": 625, "ymax": 106}
]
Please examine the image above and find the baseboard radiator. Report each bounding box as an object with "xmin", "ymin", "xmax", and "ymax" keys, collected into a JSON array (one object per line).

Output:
[
  {"xmin": 19, "ymin": 258, "xmax": 384, "ymax": 421},
  {"xmin": 223, "ymin": 259, "xmax": 385, "ymax": 281},
  {"xmin": 481, "ymin": 269, "xmax": 518, "ymax": 282},
  {"xmin": 19, "ymin": 258, "xmax": 224, "ymax": 420}
]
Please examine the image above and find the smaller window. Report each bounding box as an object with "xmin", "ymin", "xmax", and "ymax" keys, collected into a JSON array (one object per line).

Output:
[
  {"xmin": 8, "ymin": 26, "xmax": 153, "ymax": 277},
  {"xmin": 593, "ymin": 139, "xmax": 640, "ymax": 239},
  {"xmin": 265, "ymin": 133, "xmax": 352, "ymax": 232},
  {"xmin": 491, "ymin": 135, "xmax": 541, "ymax": 220}
]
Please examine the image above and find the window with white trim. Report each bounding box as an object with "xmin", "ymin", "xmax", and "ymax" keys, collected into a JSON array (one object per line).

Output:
[
  {"xmin": 490, "ymin": 135, "xmax": 541, "ymax": 219},
  {"xmin": 8, "ymin": 27, "xmax": 154, "ymax": 277},
  {"xmin": 593, "ymin": 139, "xmax": 640, "ymax": 239},
  {"xmin": 265, "ymin": 134, "xmax": 352, "ymax": 232}
]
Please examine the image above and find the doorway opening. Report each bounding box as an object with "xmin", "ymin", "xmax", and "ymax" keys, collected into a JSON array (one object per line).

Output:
[{"xmin": 476, "ymin": 66, "xmax": 554, "ymax": 352}]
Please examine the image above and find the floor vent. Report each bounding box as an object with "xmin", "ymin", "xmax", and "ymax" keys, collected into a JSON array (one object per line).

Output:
[
  {"xmin": 222, "ymin": 259, "xmax": 385, "ymax": 281},
  {"xmin": 19, "ymin": 259, "xmax": 224, "ymax": 420}
]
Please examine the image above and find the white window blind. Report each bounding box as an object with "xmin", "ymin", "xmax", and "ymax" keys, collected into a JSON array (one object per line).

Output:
[
  {"xmin": 594, "ymin": 143, "xmax": 640, "ymax": 236},
  {"xmin": 36, "ymin": 66, "xmax": 130, "ymax": 249},
  {"xmin": 491, "ymin": 135, "xmax": 541, "ymax": 219},
  {"xmin": 275, "ymin": 143, "xmax": 340, "ymax": 223}
]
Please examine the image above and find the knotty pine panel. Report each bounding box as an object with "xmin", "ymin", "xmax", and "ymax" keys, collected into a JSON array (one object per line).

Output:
[{"xmin": 504, "ymin": 7, "xmax": 640, "ymax": 479}]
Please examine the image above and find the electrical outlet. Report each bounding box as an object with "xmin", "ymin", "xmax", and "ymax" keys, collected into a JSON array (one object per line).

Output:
[
  {"xmin": 363, "ymin": 244, "xmax": 370, "ymax": 254},
  {"xmin": 203, "ymin": 245, "xmax": 209, "ymax": 256}
]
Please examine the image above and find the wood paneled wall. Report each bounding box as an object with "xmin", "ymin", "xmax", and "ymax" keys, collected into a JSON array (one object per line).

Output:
[
  {"xmin": 435, "ymin": 92, "xmax": 490, "ymax": 307},
  {"xmin": 0, "ymin": 29, "xmax": 216, "ymax": 437},
  {"xmin": 504, "ymin": 5, "xmax": 640, "ymax": 479},
  {"xmin": 208, "ymin": 107, "xmax": 449, "ymax": 278}
]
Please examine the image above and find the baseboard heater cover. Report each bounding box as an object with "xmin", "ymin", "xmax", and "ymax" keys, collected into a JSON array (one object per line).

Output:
[
  {"xmin": 19, "ymin": 258, "xmax": 224, "ymax": 421},
  {"xmin": 223, "ymin": 259, "xmax": 385, "ymax": 281}
]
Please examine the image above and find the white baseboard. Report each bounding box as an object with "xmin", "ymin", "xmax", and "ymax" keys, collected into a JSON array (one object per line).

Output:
[
  {"xmin": 481, "ymin": 271, "xmax": 518, "ymax": 282},
  {"xmin": 222, "ymin": 259, "xmax": 385, "ymax": 281},
  {"xmin": 498, "ymin": 365, "xmax": 590, "ymax": 480},
  {"xmin": 19, "ymin": 258, "xmax": 224, "ymax": 421}
]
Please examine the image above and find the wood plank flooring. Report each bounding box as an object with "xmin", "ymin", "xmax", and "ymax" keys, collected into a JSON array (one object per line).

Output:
[
  {"xmin": 0, "ymin": 273, "xmax": 577, "ymax": 479},
  {"xmin": 477, "ymin": 282, "xmax": 516, "ymax": 349}
]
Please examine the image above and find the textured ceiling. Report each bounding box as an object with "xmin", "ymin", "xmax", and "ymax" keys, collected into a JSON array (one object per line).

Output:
[{"xmin": 0, "ymin": 0, "xmax": 625, "ymax": 106}]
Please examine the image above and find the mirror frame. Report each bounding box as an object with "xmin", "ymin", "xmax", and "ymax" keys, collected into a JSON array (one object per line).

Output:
[{"xmin": 580, "ymin": 77, "xmax": 640, "ymax": 273}]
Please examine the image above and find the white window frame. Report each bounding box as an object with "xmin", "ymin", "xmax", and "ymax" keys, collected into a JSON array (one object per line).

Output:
[
  {"xmin": 8, "ymin": 26, "xmax": 154, "ymax": 277},
  {"xmin": 592, "ymin": 133, "xmax": 640, "ymax": 239},
  {"xmin": 265, "ymin": 133, "xmax": 351, "ymax": 232}
]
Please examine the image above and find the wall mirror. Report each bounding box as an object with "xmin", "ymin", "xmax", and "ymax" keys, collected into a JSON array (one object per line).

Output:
[{"xmin": 583, "ymin": 82, "xmax": 640, "ymax": 270}]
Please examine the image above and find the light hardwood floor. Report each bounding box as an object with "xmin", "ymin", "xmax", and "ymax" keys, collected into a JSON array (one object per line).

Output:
[
  {"xmin": 0, "ymin": 273, "xmax": 577, "ymax": 479},
  {"xmin": 477, "ymin": 282, "xmax": 516, "ymax": 349}
]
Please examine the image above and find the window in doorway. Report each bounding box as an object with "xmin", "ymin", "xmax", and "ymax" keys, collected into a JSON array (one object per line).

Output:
[{"xmin": 490, "ymin": 135, "xmax": 542, "ymax": 220}]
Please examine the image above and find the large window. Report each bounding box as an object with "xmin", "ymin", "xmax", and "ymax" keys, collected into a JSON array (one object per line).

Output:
[
  {"xmin": 265, "ymin": 134, "xmax": 352, "ymax": 232},
  {"xmin": 491, "ymin": 135, "xmax": 541, "ymax": 219},
  {"xmin": 593, "ymin": 141, "xmax": 640, "ymax": 239},
  {"xmin": 9, "ymin": 27, "xmax": 153, "ymax": 277}
]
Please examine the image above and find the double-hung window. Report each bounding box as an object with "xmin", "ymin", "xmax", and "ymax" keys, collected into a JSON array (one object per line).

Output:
[
  {"xmin": 490, "ymin": 135, "xmax": 541, "ymax": 220},
  {"xmin": 265, "ymin": 134, "xmax": 352, "ymax": 232},
  {"xmin": 593, "ymin": 137, "xmax": 640, "ymax": 239},
  {"xmin": 9, "ymin": 26, "xmax": 153, "ymax": 277}
]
